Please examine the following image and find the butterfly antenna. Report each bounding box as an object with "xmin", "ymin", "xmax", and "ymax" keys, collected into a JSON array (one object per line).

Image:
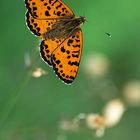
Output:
[{"xmin": 105, "ymin": 32, "xmax": 112, "ymax": 38}]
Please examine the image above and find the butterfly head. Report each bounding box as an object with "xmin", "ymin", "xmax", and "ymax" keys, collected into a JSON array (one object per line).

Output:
[
  {"xmin": 80, "ymin": 16, "xmax": 86, "ymax": 24},
  {"xmin": 75, "ymin": 16, "xmax": 86, "ymax": 27}
]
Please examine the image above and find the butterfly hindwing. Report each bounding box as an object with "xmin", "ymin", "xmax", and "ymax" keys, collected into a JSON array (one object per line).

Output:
[
  {"xmin": 40, "ymin": 38, "xmax": 65, "ymax": 66},
  {"xmin": 25, "ymin": 0, "xmax": 74, "ymax": 19},
  {"xmin": 51, "ymin": 29, "xmax": 82, "ymax": 84}
]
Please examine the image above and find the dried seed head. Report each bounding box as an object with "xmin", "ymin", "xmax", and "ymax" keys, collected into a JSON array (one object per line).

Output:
[
  {"xmin": 84, "ymin": 53, "xmax": 110, "ymax": 78},
  {"xmin": 86, "ymin": 114, "xmax": 106, "ymax": 129},
  {"xmin": 123, "ymin": 81, "xmax": 140, "ymax": 106},
  {"xmin": 103, "ymin": 99, "xmax": 125, "ymax": 127},
  {"xmin": 32, "ymin": 68, "xmax": 47, "ymax": 78}
]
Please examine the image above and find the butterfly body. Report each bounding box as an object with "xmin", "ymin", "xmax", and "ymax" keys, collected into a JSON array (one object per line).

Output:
[
  {"xmin": 25, "ymin": 0, "xmax": 85, "ymax": 84},
  {"xmin": 44, "ymin": 16, "xmax": 86, "ymax": 40}
]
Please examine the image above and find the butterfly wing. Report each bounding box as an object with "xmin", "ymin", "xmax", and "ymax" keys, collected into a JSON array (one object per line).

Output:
[
  {"xmin": 51, "ymin": 28, "xmax": 83, "ymax": 84},
  {"xmin": 40, "ymin": 38, "xmax": 65, "ymax": 66},
  {"xmin": 25, "ymin": 0, "xmax": 74, "ymax": 19},
  {"xmin": 26, "ymin": 11, "xmax": 58, "ymax": 37}
]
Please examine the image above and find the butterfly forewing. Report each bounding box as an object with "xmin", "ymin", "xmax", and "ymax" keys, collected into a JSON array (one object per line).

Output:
[
  {"xmin": 40, "ymin": 38, "xmax": 65, "ymax": 66},
  {"xmin": 26, "ymin": 12, "xmax": 58, "ymax": 36},
  {"xmin": 51, "ymin": 29, "xmax": 82, "ymax": 84},
  {"xmin": 25, "ymin": 0, "xmax": 74, "ymax": 19}
]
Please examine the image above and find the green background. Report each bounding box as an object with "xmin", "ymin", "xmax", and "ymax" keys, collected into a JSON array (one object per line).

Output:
[{"xmin": 0, "ymin": 0, "xmax": 140, "ymax": 139}]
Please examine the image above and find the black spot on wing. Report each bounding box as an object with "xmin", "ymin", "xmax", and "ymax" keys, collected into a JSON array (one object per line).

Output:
[
  {"xmin": 34, "ymin": 23, "xmax": 37, "ymax": 27},
  {"xmin": 45, "ymin": 10, "xmax": 51, "ymax": 16},
  {"xmin": 67, "ymin": 55, "xmax": 71, "ymax": 59},
  {"xmin": 61, "ymin": 46, "xmax": 65, "ymax": 53},
  {"xmin": 57, "ymin": 11, "xmax": 61, "ymax": 16},
  {"xmin": 68, "ymin": 61, "xmax": 79, "ymax": 66},
  {"xmin": 33, "ymin": 7, "xmax": 37, "ymax": 11},
  {"xmin": 56, "ymin": 60, "xmax": 61, "ymax": 64},
  {"xmin": 67, "ymin": 39, "xmax": 74, "ymax": 46},
  {"xmin": 75, "ymin": 39, "xmax": 80, "ymax": 42},
  {"xmin": 32, "ymin": 2, "xmax": 35, "ymax": 5},
  {"xmin": 47, "ymin": 6, "xmax": 51, "ymax": 10},
  {"xmin": 44, "ymin": 3, "xmax": 47, "ymax": 6},
  {"xmin": 66, "ymin": 50, "xmax": 70, "ymax": 54},
  {"xmin": 72, "ymin": 44, "xmax": 80, "ymax": 48}
]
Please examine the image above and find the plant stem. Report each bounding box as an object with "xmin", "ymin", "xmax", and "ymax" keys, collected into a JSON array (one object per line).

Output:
[{"xmin": 0, "ymin": 70, "xmax": 32, "ymax": 130}]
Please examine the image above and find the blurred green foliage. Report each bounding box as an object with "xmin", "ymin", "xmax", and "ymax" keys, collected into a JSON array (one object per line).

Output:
[{"xmin": 0, "ymin": 0, "xmax": 140, "ymax": 139}]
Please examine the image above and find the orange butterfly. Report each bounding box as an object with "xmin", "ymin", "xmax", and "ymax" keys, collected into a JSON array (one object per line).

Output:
[{"xmin": 25, "ymin": 0, "xmax": 85, "ymax": 84}]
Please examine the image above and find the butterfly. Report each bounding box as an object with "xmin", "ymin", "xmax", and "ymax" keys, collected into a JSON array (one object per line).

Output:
[{"xmin": 25, "ymin": 0, "xmax": 85, "ymax": 84}]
